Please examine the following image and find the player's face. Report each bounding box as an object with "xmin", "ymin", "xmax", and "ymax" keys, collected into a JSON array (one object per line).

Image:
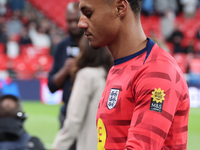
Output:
[
  {"xmin": 66, "ymin": 10, "xmax": 83, "ymax": 37},
  {"xmin": 78, "ymin": 0, "xmax": 120, "ymax": 49}
]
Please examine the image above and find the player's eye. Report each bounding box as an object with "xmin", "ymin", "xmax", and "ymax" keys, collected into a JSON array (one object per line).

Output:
[{"xmin": 85, "ymin": 12, "xmax": 92, "ymax": 18}]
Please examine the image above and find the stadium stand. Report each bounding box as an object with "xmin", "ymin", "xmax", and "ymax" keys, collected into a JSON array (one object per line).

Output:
[
  {"xmin": 0, "ymin": 0, "xmax": 199, "ymax": 80},
  {"xmin": 27, "ymin": 0, "xmax": 77, "ymax": 29}
]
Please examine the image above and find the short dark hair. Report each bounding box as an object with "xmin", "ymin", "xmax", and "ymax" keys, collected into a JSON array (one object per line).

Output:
[
  {"xmin": 103, "ymin": 0, "xmax": 143, "ymax": 17},
  {"xmin": 0, "ymin": 95, "xmax": 22, "ymax": 118},
  {"xmin": 127, "ymin": 0, "xmax": 143, "ymax": 16}
]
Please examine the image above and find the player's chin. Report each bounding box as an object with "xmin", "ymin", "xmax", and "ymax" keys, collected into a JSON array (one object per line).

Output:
[{"xmin": 89, "ymin": 41, "xmax": 103, "ymax": 50}]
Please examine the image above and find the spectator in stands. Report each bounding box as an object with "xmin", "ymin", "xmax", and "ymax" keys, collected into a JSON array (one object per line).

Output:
[
  {"xmin": 29, "ymin": 23, "xmax": 51, "ymax": 48},
  {"xmin": 0, "ymin": 0, "xmax": 7, "ymax": 16},
  {"xmin": 0, "ymin": 94, "xmax": 45, "ymax": 150},
  {"xmin": 154, "ymin": 1, "xmax": 177, "ymax": 42},
  {"xmin": 6, "ymin": 35, "xmax": 20, "ymax": 59},
  {"xmin": 52, "ymin": 36, "xmax": 113, "ymax": 150},
  {"xmin": 19, "ymin": 25, "xmax": 32, "ymax": 45},
  {"xmin": 0, "ymin": 24, "xmax": 7, "ymax": 44},
  {"xmin": 198, "ymin": 0, "xmax": 200, "ymax": 7},
  {"xmin": 40, "ymin": 19, "xmax": 51, "ymax": 35},
  {"xmin": 161, "ymin": 10, "xmax": 175, "ymax": 40},
  {"xmin": 185, "ymin": 40, "xmax": 195, "ymax": 54},
  {"xmin": 167, "ymin": 25, "xmax": 185, "ymax": 53},
  {"xmin": 196, "ymin": 28, "xmax": 200, "ymax": 53},
  {"xmin": 23, "ymin": 9, "xmax": 37, "ymax": 24},
  {"xmin": 154, "ymin": 0, "xmax": 178, "ymax": 16},
  {"xmin": 197, "ymin": 28, "xmax": 200, "ymax": 39},
  {"xmin": 181, "ymin": 0, "xmax": 198, "ymax": 18},
  {"xmin": 48, "ymin": 2, "xmax": 84, "ymax": 150},
  {"xmin": 5, "ymin": 9, "xmax": 23, "ymax": 37}
]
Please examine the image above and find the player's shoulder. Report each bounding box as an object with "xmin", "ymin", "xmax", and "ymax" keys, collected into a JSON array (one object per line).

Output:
[
  {"xmin": 136, "ymin": 44, "xmax": 184, "ymax": 80},
  {"xmin": 147, "ymin": 44, "xmax": 178, "ymax": 68}
]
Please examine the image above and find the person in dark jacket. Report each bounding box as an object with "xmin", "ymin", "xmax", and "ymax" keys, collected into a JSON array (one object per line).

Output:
[
  {"xmin": 0, "ymin": 94, "xmax": 45, "ymax": 150},
  {"xmin": 48, "ymin": 1, "xmax": 83, "ymax": 128},
  {"xmin": 47, "ymin": 2, "xmax": 83, "ymax": 150}
]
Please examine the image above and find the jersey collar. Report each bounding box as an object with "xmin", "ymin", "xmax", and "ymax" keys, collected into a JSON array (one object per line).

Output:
[{"xmin": 114, "ymin": 38, "xmax": 155, "ymax": 66}]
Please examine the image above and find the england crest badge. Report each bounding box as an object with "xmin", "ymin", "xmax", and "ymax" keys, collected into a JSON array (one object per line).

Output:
[{"xmin": 107, "ymin": 89, "xmax": 120, "ymax": 110}]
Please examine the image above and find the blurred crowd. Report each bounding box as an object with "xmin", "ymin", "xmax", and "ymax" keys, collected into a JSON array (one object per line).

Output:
[
  {"xmin": 141, "ymin": 0, "xmax": 200, "ymax": 84},
  {"xmin": 0, "ymin": 1, "xmax": 199, "ymax": 150},
  {"xmin": 142, "ymin": 0, "xmax": 200, "ymax": 17},
  {"xmin": 0, "ymin": 0, "xmax": 65, "ymax": 79},
  {"xmin": 0, "ymin": 0, "xmax": 199, "ymax": 83}
]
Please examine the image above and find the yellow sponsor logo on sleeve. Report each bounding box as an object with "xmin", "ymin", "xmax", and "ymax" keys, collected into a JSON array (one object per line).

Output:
[
  {"xmin": 151, "ymin": 88, "xmax": 165, "ymax": 103},
  {"xmin": 97, "ymin": 118, "xmax": 107, "ymax": 150}
]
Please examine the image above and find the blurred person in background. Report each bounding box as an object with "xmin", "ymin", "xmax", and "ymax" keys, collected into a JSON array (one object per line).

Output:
[
  {"xmin": 5, "ymin": 9, "xmax": 23, "ymax": 37},
  {"xmin": 52, "ymin": 36, "xmax": 113, "ymax": 150},
  {"xmin": 196, "ymin": 28, "xmax": 200, "ymax": 54},
  {"xmin": 39, "ymin": 19, "xmax": 51, "ymax": 35},
  {"xmin": 0, "ymin": 0, "xmax": 7, "ymax": 16},
  {"xmin": 0, "ymin": 94, "xmax": 45, "ymax": 150},
  {"xmin": 196, "ymin": 27, "xmax": 200, "ymax": 39},
  {"xmin": 29, "ymin": 23, "xmax": 51, "ymax": 49},
  {"xmin": 185, "ymin": 40, "xmax": 195, "ymax": 54},
  {"xmin": 154, "ymin": 0, "xmax": 178, "ymax": 16},
  {"xmin": 154, "ymin": 0, "xmax": 177, "ymax": 41},
  {"xmin": 167, "ymin": 25, "xmax": 185, "ymax": 53},
  {"xmin": 161, "ymin": 10, "xmax": 175, "ymax": 40},
  {"xmin": 181, "ymin": 0, "xmax": 198, "ymax": 18},
  {"xmin": 19, "ymin": 25, "xmax": 32, "ymax": 46},
  {"xmin": 6, "ymin": 34, "xmax": 20, "ymax": 59},
  {"xmin": 0, "ymin": 24, "xmax": 7, "ymax": 45},
  {"xmin": 48, "ymin": 2, "xmax": 84, "ymax": 150}
]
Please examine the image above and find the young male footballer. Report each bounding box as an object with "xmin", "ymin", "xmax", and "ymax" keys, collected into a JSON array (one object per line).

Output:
[{"xmin": 78, "ymin": 0, "xmax": 190, "ymax": 149}]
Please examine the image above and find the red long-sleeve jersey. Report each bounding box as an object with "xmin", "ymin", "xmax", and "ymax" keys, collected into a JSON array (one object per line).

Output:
[{"xmin": 96, "ymin": 38, "xmax": 190, "ymax": 150}]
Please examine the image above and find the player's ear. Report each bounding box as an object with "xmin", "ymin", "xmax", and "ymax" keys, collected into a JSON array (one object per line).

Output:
[{"xmin": 115, "ymin": 0, "xmax": 128, "ymax": 17}]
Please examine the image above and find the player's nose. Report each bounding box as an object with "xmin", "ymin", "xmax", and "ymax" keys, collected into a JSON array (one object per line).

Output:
[{"xmin": 78, "ymin": 15, "xmax": 88, "ymax": 29}]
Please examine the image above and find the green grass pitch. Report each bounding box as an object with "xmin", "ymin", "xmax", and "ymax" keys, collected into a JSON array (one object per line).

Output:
[
  {"xmin": 22, "ymin": 101, "xmax": 60, "ymax": 149},
  {"xmin": 22, "ymin": 101, "xmax": 200, "ymax": 149}
]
